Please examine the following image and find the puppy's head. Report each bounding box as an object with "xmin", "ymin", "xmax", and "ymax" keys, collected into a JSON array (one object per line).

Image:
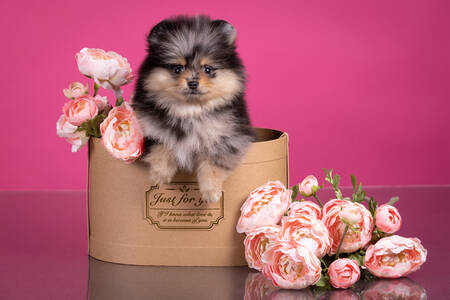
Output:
[{"xmin": 143, "ymin": 16, "xmax": 245, "ymax": 107}]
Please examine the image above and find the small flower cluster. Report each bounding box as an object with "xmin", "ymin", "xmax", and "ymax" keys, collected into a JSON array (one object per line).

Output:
[
  {"xmin": 236, "ymin": 169, "xmax": 427, "ymax": 290},
  {"xmin": 56, "ymin": 48, "xmax": 143, "ymax": 162}
]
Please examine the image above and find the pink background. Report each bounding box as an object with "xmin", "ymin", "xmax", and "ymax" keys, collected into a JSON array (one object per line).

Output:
[{"xmin": 1, "ymin": 0, "xmax": 449, "ymax": 190}]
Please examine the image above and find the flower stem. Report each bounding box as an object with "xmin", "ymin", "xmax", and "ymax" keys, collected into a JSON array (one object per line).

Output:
[
  {"xmin": 313, "ymin": 194, "xmax": 324, "ymax": 208},
  {"xmin": 115, "ymin": 96, "xmax": 124, "ymax": 106},
  {"xmin": 336, "ymin": 225, "xmax": 349, "ymax": 259},
  {"xmin": 93, "ymin": 83, "xmax": 99, "ymax": 97}
]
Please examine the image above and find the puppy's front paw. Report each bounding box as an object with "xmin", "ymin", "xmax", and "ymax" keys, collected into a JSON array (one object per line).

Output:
[{"xmin": 201, "ymin": 189, "xmax": 222, "ymax": 204}]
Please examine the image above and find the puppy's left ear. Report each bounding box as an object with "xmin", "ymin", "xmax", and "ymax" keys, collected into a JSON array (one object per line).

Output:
[{"xmin": 212, "ymin": 20, "xmax": 236, "ymax": 46}]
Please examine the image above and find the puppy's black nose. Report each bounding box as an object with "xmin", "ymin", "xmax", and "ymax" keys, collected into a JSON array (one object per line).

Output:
[{"xmin": 188, "ymin": 80, "xmax": 198, "ymax": 90}]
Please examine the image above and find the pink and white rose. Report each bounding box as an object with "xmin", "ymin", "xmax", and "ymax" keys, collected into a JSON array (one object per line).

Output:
[
  {"xmin": 93, "ymin": 95, "xmax": 109, "ymax": 111},
  {"xmin": 62, "ymin": 95, "xmax": 98, "ymax": 126},
  {"xmin": 63, "ymin": 82, "xmax": 89, "ymax": 99},
  {"xmin": 299, "ymin": 175, "xmax": 319, "ymax": 197},
  {"xmin": 322, "ymin": 199, "xmax": 373, "ymax": 254},
  {"xmin": 279, "ymin": 215, "xmax": 331, "ymax": 258},
  {"xmin": 76, "ymin": 48, "xmax": 134, "ymax": 95},
  {"xmin": 236, "ymin": 181, "xmax": 292, "ymax": 234},
  {"xmin": 287, "ymin": 201, "xmax": 322, "ymax": 219},
  {"xmin": 376, "ymin": 204, "xmax": 402, "ymax": 234},
  {"xmin": 100, "ymin": 102, "xmax": 144, "ymax": 162},
  {"xmin": 262, "ymin": 240, "xmax": 321, "ymax": 289},
  {"xmin": 244, "ymin": 225, "xmax": 281, "ymax": 271},
  {"xmin": 56, "ymin": 115, "xmax": 89, "ymax": 152},
  {"xmin": 327, "ymin": 258, "xmax": 360, "ymax": 289},
  {"xmin": 364, "ymin": 235, "xmax": 427, "ymax": 278}
]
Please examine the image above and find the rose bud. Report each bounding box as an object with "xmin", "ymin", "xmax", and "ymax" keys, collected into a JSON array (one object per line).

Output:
[
  {"xmin": 63, "ymin": 82, "xmax": 89, "ymax": 99},
  {"xmin": 100, "ymin": 102, "xmax": 144, "ymax": 162},
  {"xmin": 327, "ymin": 258, "xmax": 361, "ymax": 289},
  {"xmin": 364, "ymin": 235, "xmax": 427, "ymax": 278},
  {"xmin": 299, "ymin": 175, "xmax": 319, "ymax": 197},
  {"xmin": 262, "ymin": 240, "xmax": 321, "ymax": 289},
  {"xmin": 279, "ymin": 215, "xmax": 331, "ymax": 258},
  {"xmin": 93, "ymin": 95, "xmax": 109, "ymax": 111},
  {"xmin": 287, "ymin": 201, "xmax": 322, "ymax": 219},
  {"xmin": 244, "ymin": 225, "xmax": 281, "ymax": 271},
  {"xmin": 376, "ymin": 204, "xmax": 402, "ymax": 234},
  {"xmin": 62, "ymin": 95, "xmax": 98, "ymax": 126},
  {"xmin": 322, "ymin": 199, "xmax": 373, "ymax": 254},
  {"xmin": 236, "ymin": 181, "xmax": 292, "ymax": 234}
]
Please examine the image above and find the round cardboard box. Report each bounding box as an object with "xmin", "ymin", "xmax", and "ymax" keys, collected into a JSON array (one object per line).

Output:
[{"xmin": 87, "ymin": 128, "xmax": 289, "ymax": 266}]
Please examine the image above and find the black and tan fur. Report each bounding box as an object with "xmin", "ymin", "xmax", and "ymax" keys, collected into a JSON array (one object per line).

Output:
[{"xmin": 132, "ymin": 15, "xmax": 254, "ymax": 203}]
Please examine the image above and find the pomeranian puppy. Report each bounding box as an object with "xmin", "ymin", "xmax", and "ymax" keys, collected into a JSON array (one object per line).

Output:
[{"xmin": 132, "ymin": 15, "xmax": 254, "ymax": 203}]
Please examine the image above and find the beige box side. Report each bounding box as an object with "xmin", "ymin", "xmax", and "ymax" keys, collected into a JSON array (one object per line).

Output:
[{"xmin": 87, "ymin": 128, "xmax": 289, "ymax": 266}]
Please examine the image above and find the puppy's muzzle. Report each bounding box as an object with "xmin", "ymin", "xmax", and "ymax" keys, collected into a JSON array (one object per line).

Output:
[{"xmin": 188, "ymin": 80, "xmax": 199, "ymax": 90}]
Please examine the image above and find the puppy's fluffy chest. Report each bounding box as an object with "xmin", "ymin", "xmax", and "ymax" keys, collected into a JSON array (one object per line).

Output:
[{"xmin": 141, "ymin": 107, "xmax": 235, "ymax": 170}]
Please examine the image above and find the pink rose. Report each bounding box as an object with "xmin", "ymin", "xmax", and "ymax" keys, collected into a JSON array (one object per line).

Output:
[
  {"xmin": 93, "ymin": 95, "xmax": 109, "ymax": 111},
  {"xmin": 100, "ymin": 102, "xmax": 144, "ymax": 162},
  {"xmin": 376, "ymin": 204, "xmax": 402, "ymax": 234},
  {"xmin": 287, "ymin": 201, "xmax": 322, "ymax": 219},
  {"xmin": 322, "ymin": 199, "xmax": 373, "ymax": 254},
  {"xmin": 56, "ymin": 115, "xmax": 89, "ymax": 152},
  {"xmin": 364, "ymin": 235, "xmax": 427, "ymax": 278},
  {"xmin": 62, "ymin": 95, "xmax": 98, "ymax": 126},
  {"xmin": 63, "ymin": 82, "xmax": 89, "ymax": 99},
  {"xmin": 76, "ymin": 48, "xmax": 134, "ymax": 95},
  {"xmin": 236, "ymin": 181, "xmax": 292, "ymax": 234},
  {"xmin": 262, "ymin": 240, "xmax": 321, "ymax": 289},
  {"xmin": 362, "ymin": 278, "xmax": 427, "ymax": 299},
  {"xmin": 244, "ymin": 272, "xmax": 279, "ymax": 300},
  {"xmin": 327, "ymin": 258, "xmax": 360, "ymax": 289},
  {"xmin": 299, "ymin": 175, "xmax": 319, "ymax": 197},
  {"xmin": 279, "ymin": 215, "xmax": 331, "ymax": 258},
  {"xmin": 244, "ymin": 225, "xmax": 281, "ymax": 271}
]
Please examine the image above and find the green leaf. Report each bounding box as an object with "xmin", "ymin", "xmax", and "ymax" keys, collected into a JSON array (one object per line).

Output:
[
  {"xmin": 348, "ymin": 253, "xmax": 364, "ymax": 266},
  {"xmin": 351, "ymin": 174, "xmax": 357, "ymax": 192},
  {"xmin": 315, "ymin": 275, "xmax": 329, "ymax": 287},
  {"xmin": 291, "ymin": 184, "xmax": 299, "ymax": 201},
  {"xmin": 387, "ymin": 196, "xmax": 400, "ymax": 206}
]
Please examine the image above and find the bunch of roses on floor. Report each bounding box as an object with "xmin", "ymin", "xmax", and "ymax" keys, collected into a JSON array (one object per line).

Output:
[
  {"xmin": 236, "ymin": 169, "xmax": 427, "ymax": 290},
  {"xmin": 56, "ymin": 48, "xmax": 143, "ymax": 162}
]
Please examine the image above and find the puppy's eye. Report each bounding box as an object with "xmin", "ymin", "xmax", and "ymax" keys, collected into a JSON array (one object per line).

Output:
[
  {"xmin": 173, "ymin": 65, "xmax": 184, "ymax": 74},
  {"xmin": 203, "ymin": 65, "xmax": 213, "ymax": 74}
]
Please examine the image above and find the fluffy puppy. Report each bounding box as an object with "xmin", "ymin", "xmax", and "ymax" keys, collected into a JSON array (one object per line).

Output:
[{"xmin": 132, "ymin": 15, "xmax": 254, "ymax": 203}]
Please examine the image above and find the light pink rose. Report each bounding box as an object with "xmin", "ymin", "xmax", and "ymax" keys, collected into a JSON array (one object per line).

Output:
[
  {"xmin": 100, "ymin": 102, "xmax": 144, "ymax": 162},
  {"xmin": 376, "ymin": 204, "xmax": 402, "ymax": 234},
  {"xmin": 299, "ymin": 175, "xmax": 319, "ymax": 197},
  {"xmin": 66, "ymin": 131, "xmax": 90, "ymax": 152},
  {"xmin": 279, "ymin": 215, "xmax": 331, "ymax": 258},
  {"xmin": 262, "ymin": 240, "xmax": 321, "ymax": 289},
  {"xmin": 364, "ymin": 235, "xmax": 427, "ymax": 278},
  {"xmin": 244, "ymin": 225, "xmax": 281, "ymax": 271},
  {"xmin": 288, "ymin": 201, "xmax": 322, "ymax": 219},
  {"xmin": 236, "ymin": 181, "xmax": 292, "ymax": 234},
  {"xmin": 76, "ymin": 48, "xmax": 134, "ymax": 94},
  {"xmin": 63, "ymin": 82, "xmax": 89, "ymax": 99},
  {"xmin": 322, "ymin": 199, "xmax": 373, "ymax": 254},
  {"xmin": 244, "ymin": 272, "xmax": 279, "ymax": 300},
  {"xmin": 362, "ymin": 278, "xmax": 427, "ymax": 299},
  {"xmin": 93, "ymin": 95, "xmax": 109, "ymax": 111},
  {"xmin": 327, "ymin": 258, "xmax": 360, "ymax": 289},
  {"xmin": 56, "ymin": 115, "xmax": 89, "ymax": 152},
  {"xmin": 62, "ymin": 95, "xmax": 98, "ymax": 126}
]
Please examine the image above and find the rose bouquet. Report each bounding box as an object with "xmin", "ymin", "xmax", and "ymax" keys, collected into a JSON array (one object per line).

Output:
[
  {"xmin": 237, "ymin": 169, "xmax": 427, "ymax": 292},
  {"xmin": 56, "ymin": 48, "xmax": 143, "ymax": 162}
]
